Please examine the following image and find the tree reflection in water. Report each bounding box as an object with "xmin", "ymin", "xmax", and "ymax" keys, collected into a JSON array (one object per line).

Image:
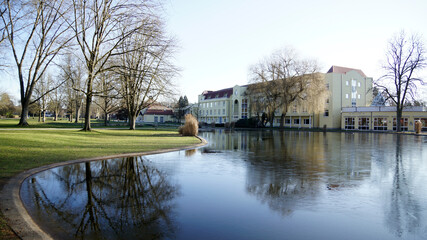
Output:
[
  {"xmin": 21, "ymin": 156, "xmax": 179, "ymax": 239},
  {"xmin": 244, "ymin": 131, "xmax": 325, "ymax": 216},
  {"xmin": 385, "ymin": 135, "xmax": 422, "ymax": 237}
]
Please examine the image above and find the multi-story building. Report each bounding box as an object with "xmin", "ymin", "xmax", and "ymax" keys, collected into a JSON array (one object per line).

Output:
[{"xmin": 198, "ymin": 66, "xmax": 426, "ymax": 131}]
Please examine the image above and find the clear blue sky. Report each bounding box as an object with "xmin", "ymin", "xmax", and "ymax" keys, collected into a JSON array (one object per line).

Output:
[
  {"xmin": 165, "ymin": 0, "xmax": 427, "ymax": 103},
  {"xmin": 1, "ymin": 0, "xmax": 427, "ymax": 104}
]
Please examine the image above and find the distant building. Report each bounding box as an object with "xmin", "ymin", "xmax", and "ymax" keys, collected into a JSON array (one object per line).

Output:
[
  {"xmin": 136, "ymin": 104, "xmax": 174, "ymax": 123},
  {"xmin": 198, "ymin": 65, "xmax": 427, "ymax": 131},
  {"xmin": 198, "ymin": 66, "xmax": 373, "ymax": 128},
  {"xmin": 341, "ymin": 106, "xmax": 427, "ymax": 131}
]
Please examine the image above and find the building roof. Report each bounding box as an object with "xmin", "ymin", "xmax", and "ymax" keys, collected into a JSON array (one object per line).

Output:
[
  {"xmin": 143, "ymin": 104, "xmax": 174, "ymax": 115},
  {"xmin": 202, "ymin": 88, "xmax": 233, "ymax": 99},
  {"xmin": 327, "ymin": 66, "xmax": 367, "ymax": 77}
]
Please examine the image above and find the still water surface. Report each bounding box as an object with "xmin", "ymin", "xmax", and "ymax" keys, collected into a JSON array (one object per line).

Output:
[{"xmin": 21, "ymin": 131, "xmax": 427, "ymax": 239}]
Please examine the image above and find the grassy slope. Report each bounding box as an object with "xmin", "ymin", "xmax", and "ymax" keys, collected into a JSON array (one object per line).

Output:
[
  {"xmin": 0, "ymin": 126, "xmax": 199, "ymax": 239},
  {"xmin": 0, "ymin": 129, "xmax": 199, "ymax": 179}
]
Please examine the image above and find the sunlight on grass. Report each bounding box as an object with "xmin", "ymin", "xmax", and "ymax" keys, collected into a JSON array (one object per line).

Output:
[{"xmin": 0, "ymin": 129, "xmax": 200, "ymax": 179}]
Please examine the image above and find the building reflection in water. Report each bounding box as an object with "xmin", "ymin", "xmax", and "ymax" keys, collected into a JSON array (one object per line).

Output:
[{"xmin": 20, "ymin": 130, "xmax": 427, "ymax": 240}]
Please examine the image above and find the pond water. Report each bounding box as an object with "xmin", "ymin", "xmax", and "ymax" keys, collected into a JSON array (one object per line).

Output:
[{"xmin": 21, "ymin": 130, "xmax": 427, "ymax": 240}]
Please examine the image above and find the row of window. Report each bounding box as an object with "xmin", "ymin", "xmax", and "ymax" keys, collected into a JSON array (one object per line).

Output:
[
  {"xmin": 200, "ymin": 101, "xmax": 226, "ymax": 108},
  {"xmin": 275, "ymin": 118, "xmax": 311, "ymax": 125},
  {"xmin": 200, "ymin": 109, "xmax": 226, "ymax": 116},
  {"xmin": 200, "ymin": 117, "xmax": 228, "ymax": 124},
  {"xmin": 344, "ymin": 117, "xmax": 411, "ymax": 131}
]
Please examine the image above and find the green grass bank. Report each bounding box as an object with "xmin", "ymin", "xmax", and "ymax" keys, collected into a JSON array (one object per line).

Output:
[{"xmin": 0, "ymin": 127, "xmax": 200, "ymax": 238}]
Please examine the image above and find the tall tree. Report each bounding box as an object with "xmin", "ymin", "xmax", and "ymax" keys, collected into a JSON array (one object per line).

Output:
[
  {"xmin": 116, "ymin": 17, "xmax": 177, "ymax": 130},
  {"xmin": 176, "ymin": 95, "xmax": 189, "ymax": 123},
  {"xmin": 247, "ymin": 48, "xmax": 327, "ymax": 127},
  {"xmin": 0, "ymin": 0, "xmax": 71, "ymax": 126},
  {"xmin": 94, "ymin": 71, "xmax": 120, "ymax": 126},
  {"xmin": 70, "ymin": 0, "xmax": 158, "ymax": 131},
  {"xmin": 0, "ymin": 92, "xmax": 15, "ymax": 117},
  {"xmin": 375, "ymin": 31, "xmax": 426, "ymax": 132},
  {"xmin": 60, "ymin": 54, "xmax": 85, "ymax": 123}
]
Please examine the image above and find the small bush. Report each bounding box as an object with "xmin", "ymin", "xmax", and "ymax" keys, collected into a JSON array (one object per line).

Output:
[{"xmin": 179, "ymin": 114, "xmax": 199, "ymax": 136}]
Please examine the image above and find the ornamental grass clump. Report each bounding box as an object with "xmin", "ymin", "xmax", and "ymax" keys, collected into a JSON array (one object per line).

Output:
[{"xmin": 179, "ymin": 114, "xmax": 198, "ymax": 136}]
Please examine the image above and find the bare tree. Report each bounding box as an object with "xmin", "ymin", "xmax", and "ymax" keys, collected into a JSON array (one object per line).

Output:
[
  {"xmin": 70, "ymin": 0, "xmax": 159, "ymax": 131},
  {"xmin": 247, "ymin": 48, "xmax": 327, "ymax": 128},
  {"xmin": 116, "ymin": 21, "xmax": 177, "ymax": 130},
  {"xmin": 33, "ymin": 74, "xmax": 52, "ymax": 122},
  {"xmin": 60, "ymin": 53, "xmax": 85, "ymax": 122},
  {"xmin": 0, "ymin": 0, "xmax": 71, "ymax": 126},
  {"xmin": 94, "ymin": 71, "xmax": 120, "ymax": 126},
  {"xmin": 375, "ymin": 31, "xmax": 426, "ymax": 132}
]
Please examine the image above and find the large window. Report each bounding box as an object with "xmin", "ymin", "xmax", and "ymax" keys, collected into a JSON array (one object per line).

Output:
[
  {"xmin": 241, "ymin": 99, "xmax": 248, "ymax": 119},
  {"xmin": 294, "ymin": 118, "xmax": 300, "ymax": 125},
  {"xmin": 303, "ymin": 119, "xmax": 310, "ymax": 125},
  {"xmin": 345, "ymin": 117, "xmax": 355, "ymax": 129},
  {"xmin": 358, "ymin": 117, "xmax": 370, "ymax": 130},
  {"xmin": 393, "ymin": 118, "xmax": 408, "ymax": 131},
  {"xmin": 285, "ymin": 118, "xmax": 291, "ymax": 124},
  {"xmin": 374, "ymin": 118, "xmax": 387, "ymax": 131}
]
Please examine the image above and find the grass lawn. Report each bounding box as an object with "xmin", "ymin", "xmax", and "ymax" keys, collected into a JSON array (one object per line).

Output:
[
  {"xmin": 0, "ymin": 128, "xmax": 200, "ymax": 239},
  {"xmin": 0, "ymin": 129, "xmax": 199, "ymax": 179}
]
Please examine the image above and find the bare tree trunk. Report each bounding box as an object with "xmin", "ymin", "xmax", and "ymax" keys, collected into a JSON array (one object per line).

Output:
[
  {"xmin": 75, "ymin": 103, "xmax": 80, "ymax": 123},
  {"xmin": 129, "ymin": 114, "xmax": 136, "ymax": 130},
  {"xmin": 280, "ymin": 114, "xmax": 285, "ymax": 128},
  {"xmin": 83, "ymin": 75, "xmax": 93, "ymax": 131},
  {"xmin": 18, "ymin": 100, "xmax": 30, "ymax": 126},
  {"xmin": 54, "ymin": 110, "xmax": 58, "ymax": 121},
  {"xmin": 396, "ymin": 106, "xmax": 402, "ymax": 132},
  {"xmin": 38, "ymin": 110, "xmax": 41, "ymax": 122},
  {"xmin": 104, "ymin": 111, "xmax": 108, "ymax": 126},
  {"xmin": 42, "ymin": 110, "xmax": 46, "ymax": 122}
]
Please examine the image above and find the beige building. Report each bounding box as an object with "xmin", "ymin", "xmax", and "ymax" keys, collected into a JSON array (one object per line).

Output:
[
  {"xmin": 198, "ymin": 66, "xmax": 426, "ymax": 131},
  {"xmin": 136, "ymin": 105, "xmax": 174, "ymax": 123},
  {"xmin": 341, "ymin": 106, "xmax": 427, "ymax": 131}
]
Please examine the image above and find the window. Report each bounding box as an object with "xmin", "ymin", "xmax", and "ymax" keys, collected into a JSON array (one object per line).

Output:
[
  {"xmin": 241, "ymin": 99, "xmax": 248, "ymax": 119},
  {"xmin": 374, "ymin": 117, "xmax": 387, "ymax": 131},
  {"xmin": 210, "ymin": 110, "xmax": 212, "ymax": 115},
  {"xmin": 326, "ymin": 98, "xmax": 329, "ymax": 104},
  {"xmin": 160, "ymin": 116, "xmax": 164, "ymax": 123},
  {"xmin": 393, "ymin": 118, "xmax": 409, "ymax": 131},
  {"xmin": 154, "ymin": 116, "xmax": 158, "ymax": 123},
  {"xmin": 223, "ymin": 101, "xmax": 225, "ymax": 106},
  {"xmin": 357, "ymin": 94, "xmax": 361, "ymax": 99},
  {"xmin": 346, "ymin": 80, "xmax": 349, "ymax": 86},
  {"xmin": 285, "ymin": 118, "xmax": 291, "ymax": 124},
  {"xmin": 358, "ymin": 82, "xmax": 361, "ymax": 87},
  {"xmin": 292, "ymin": 104, "xmax": 297, "ymax": 113},
  {"xmin": 358, "ymin": 117, "xmax": 370, "ymax": 130},
  {"xmin": 294, "ymin": 119, "xmax": 300, "ymax": 125},
  {"xmin": 223, "ymin": 109, "xmax": 225, "ymax": 115},
  {"xmin": 345, "ymin": 117, "xmax": 355, "ymax": 130},
  {"xmin": 303, "ymin": 119, "xmax": 310, "ymax": 125},
  {"xmin": 324, "ymin": 109, "xmax": 329, "ymax": 117},
  {"xmin": 346, "ymin": 94, "xmax": 349, "ymax": 99}
]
